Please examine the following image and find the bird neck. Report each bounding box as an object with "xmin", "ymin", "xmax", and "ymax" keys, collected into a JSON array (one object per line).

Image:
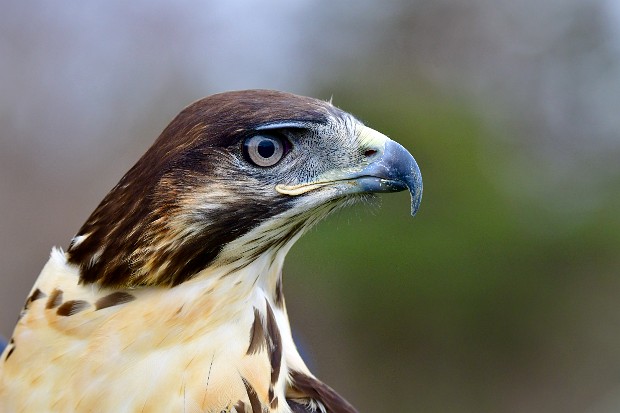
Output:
[{"xmin": 170, "ymin": 239, "xmax": 294, "ymax": 331}]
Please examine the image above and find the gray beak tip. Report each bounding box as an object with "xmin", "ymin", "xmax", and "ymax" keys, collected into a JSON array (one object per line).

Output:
[
  {"xmin": 410, "ymin": 182, "xmax": 423, "ymax": 217},
  {"xmin": 385, "ymin": 140, "xmax": 423, "ymax": 217}
]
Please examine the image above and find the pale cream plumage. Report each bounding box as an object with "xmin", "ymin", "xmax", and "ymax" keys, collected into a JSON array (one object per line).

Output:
[{"xmin": 1, "ymin": 243, "xmax": 306, "ymax": 412}]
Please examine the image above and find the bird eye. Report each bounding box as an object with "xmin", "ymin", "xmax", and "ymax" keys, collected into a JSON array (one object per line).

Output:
[{"xmin": 243, "ymin": 134, "xmax": 287, "ymax": 167}]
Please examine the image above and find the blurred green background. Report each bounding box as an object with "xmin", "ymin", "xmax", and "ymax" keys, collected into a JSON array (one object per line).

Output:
[{"xmin": 2, "ymin": 1, "xmax": 620, "ymax": 412}]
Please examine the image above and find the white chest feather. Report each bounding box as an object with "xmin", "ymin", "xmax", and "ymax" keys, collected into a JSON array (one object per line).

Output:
[{"xmin": 0, "ymin": 249, "xmax": 309, "ymax": 413}]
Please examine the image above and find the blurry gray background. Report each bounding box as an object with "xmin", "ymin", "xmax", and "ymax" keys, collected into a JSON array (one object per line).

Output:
[{"xmin": 2, "ymin": 1, "xmax": 620, "ymax": 412}]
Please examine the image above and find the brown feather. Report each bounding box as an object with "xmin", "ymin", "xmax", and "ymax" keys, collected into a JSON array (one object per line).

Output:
[
  {"xmin": 287, "ymin": 400, "xmax": 314, "ymax": 413},
  {"xmin": 265, "ymin": 299, "xmax": 282, "ymax": 386},
  {"xmin": 56, "ymin": 300, "xmax": 90, "ymax": 316},
  {"xmin": 94, "ymin": 292, "xmax": 136, "ymax": 310},
  {"xmin": 289, "ymin": 370, "xmax": 359, "ymax": 413},
  {"xmin": 242, "ymin": 377, "xmax": 264, "ymax": 413},
  {"xmin": 234, "ymin": 400, "xmax": 247, "ymax": 413},
  {"xmin": 246, "ymin": 308, "xmax": 266, "ymax": 355},
  {"xmin": 45, "ymin": 288, "xmax": 63, "ymax": 309}
]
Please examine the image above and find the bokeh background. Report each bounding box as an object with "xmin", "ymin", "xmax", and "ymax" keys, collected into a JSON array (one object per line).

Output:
[{"xmin": 2, "ymin": 1, "xmax": 620, "ymax": 412}]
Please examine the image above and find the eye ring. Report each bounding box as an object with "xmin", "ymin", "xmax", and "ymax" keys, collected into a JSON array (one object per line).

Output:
[{"xmin": 243, "ymin": 134, "xmax": 287, "ymax": 167}]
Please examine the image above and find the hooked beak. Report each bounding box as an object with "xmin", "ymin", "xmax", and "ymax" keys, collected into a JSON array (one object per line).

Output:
[
  {"xmin": 352, "ymin": 138, "xmax": 423, "ymax": 216},
  {"xmin": 276, "ymin": 126, "xmax": 423, "ymax": 216}
]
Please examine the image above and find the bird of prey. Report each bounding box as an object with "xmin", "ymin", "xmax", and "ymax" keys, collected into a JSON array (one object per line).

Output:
[{"xmin": 0, "ymin": 90, "xmax": 422, "ymax": 412}]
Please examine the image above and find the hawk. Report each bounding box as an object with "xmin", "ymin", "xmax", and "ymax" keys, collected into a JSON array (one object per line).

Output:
[{"xmin": 0, "ymin": 90, "xmax": 422, "ymax": 412}]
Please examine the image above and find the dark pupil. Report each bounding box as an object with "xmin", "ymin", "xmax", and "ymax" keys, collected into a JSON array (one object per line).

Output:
[{"xmin": 257, "ymin": 139, "xmax": 276, "ymax": 158}]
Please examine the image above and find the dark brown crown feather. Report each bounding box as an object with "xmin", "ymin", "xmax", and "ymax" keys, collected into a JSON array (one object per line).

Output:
[{"xmin": 66, "ymin": 90, "xmax": 346, "ymax": 288}]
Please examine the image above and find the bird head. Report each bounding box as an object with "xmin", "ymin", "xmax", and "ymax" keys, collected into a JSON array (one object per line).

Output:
[{"xmin": 66, "ymin": 90, "xmax": 422, "ymax": 288}]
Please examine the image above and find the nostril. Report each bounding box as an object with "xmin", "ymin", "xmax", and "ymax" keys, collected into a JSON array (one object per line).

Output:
[{"xmin": 364, "ymin": 149, "xmax": 377, "ymax": 158}]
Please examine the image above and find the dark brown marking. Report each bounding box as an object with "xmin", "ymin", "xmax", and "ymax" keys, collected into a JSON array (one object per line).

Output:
[
  {"xmin": 287, "ymin": 400, "xmax": 313, "ymax": 413},
  {"xmin": 56, "ymin": 300, "xmax": 91, "ymax": 316},
  {"xmin": 246, "ymin": 308, "xmax": 266, "ymax": 355},
  {"xmin": 95, "ymin": 292, "xmax": 136, "ymax": 310},
  {"xmin": 20, "ymin": 288, "xmax": 47, "ymax": 320},
  {"xmin": 4, "ymin": 346, "xmax": 15, "ymax": 361},
  {"xmin": 265, "ymin": 299, "xmax": 282, "ymax": 385},
  {"xmin": 269, "ymin": 395, "xmax": 278, "ymax": 409},
  {"xmin": 233, "ymin": 400, "xmax": 246, "ymax": 413},
  {"xmin": 289, "ymin": 370, "xmax": 359, "ymax": 413},
  {"xmin": 28, "ymin": 288, "xmax": 47, "ymax": 303},
  {"xmin": 45, "ymin": 289, "xmax": 63, "ymax": 309},
  {"xmin": 274, "ymin": 276, "xmax": 283, "ymax": 308},
  {"xmin": 242, "ymin": 378, "xmax": 262, "ymax": 413}
]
